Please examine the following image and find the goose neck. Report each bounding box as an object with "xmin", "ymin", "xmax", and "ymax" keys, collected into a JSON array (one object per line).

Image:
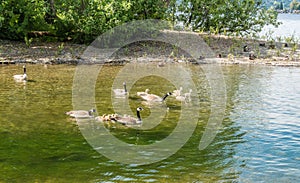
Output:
[
  {"xmin": 123, "ymin": 83, "xmax": 127, "ymax": 93},
  {"xmin": 136, "ymin": 110, "xmax": 141, "ymax": 121},
  {"xmin": 162, "ymin": 93, "xmax": 170, "ymax": 101}
]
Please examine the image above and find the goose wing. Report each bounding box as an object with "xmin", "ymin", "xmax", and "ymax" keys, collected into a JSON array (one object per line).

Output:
[
  {"xmin": 137, "ymin": 91, "xmax": 146, "ymax": 96},
  {"xmin": 13, "ymin": 74, "xmax": 27, "ymax": 81},
  {"xmin": 66, "ymin": 110, "xmax": 92, "ymax": 118},
  {"xmin": 113, "ymin": 89, "xmax": 127, "ymax": 95},
  {"xmin": 176, "ymin": 95, "xmax": 186, "ymax": 102},
  {"xmin": 137, "ymin": 89, "xmax": 149, "ymax": 96},
  {"xmin": 140, "ymin": 94, "xmax": 162, "ymax": 102},
  {"xmin": 114, "ymin": 116, "xmax": 140, "ymax": 125}
]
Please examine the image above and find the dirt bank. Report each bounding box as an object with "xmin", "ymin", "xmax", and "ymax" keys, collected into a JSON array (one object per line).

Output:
[{"xmin": 1, "ymin": 31, "xmax": 299, "ymax": 66}]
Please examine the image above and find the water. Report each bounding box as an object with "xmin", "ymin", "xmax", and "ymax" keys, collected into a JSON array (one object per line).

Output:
[
  {"xmin": 223, "ymin": 65, "xmax": 300, "ymax": 182},
  {"xmin": 260, "ymin": 13, "xmax": 300, "ymax": 41},
  {"xmin": 1, "ymin": 64, "xmax": 300, "ymax": 182}
]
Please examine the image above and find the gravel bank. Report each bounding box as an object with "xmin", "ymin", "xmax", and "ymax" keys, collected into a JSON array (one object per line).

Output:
[{"xmin": 1, "ymin": 31, "xmax": 300, "ymax": 66}]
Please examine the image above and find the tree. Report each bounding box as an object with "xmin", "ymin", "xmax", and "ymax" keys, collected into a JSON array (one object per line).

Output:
[
  {"xmin": 177, "ymin": 0, "xmax": 279, "ymax": 35},
  {"xmin": 279, "ymin": 1, "xmax": 284, "ymax": 9},
  {"xmin": 290, "ymin": 0, "xmax": 300, "ymax": 10},
  {"xmin": 45, "ymin": 0, "xmax": 57, "ymax": 24},
  {"xmin": 0, "ymin": 0, "xmax": 279, "ymax": 42},
  {"xmin": 130, "ymin": 0, "xmax": 169, "ymax": 20},
  {"xmin": 274, "ymin": 1, "xmax": 284, "ymax": 10},
  {"xmin": 0, "ymin": 0, "xmax": 50, "ymax": 40}
]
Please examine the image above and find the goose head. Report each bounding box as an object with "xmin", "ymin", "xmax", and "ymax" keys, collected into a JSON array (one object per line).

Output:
[
  {"xmin": 88, "ymin": 109, "xmax": 96, "ymax": 116},
  {"xmin": 162, "ymin": 92, "xmax": 172, "ymax": 101}
]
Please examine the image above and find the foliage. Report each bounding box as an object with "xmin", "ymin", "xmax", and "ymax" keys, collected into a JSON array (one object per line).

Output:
[
  {"xmin": 0, "ymin": 0, "xmax": 50, "ymax": 40},
  {"xmin": 0, "ymin": 0, "xmax": 279, "ymax": 43},
  {"xmin": 130, "ymin": 0, "xmax": 170, "ymax": 20},
  {"xmin": 290, "ymin": 0, "xmax": 300, "ymax": 10},
  {"xmin": 177, "ymin": 0, "xmax": 279, "ymax": 35},
  {"xmin": 48, "ymin": 0, "xmax": 134, "ymax": 42}
]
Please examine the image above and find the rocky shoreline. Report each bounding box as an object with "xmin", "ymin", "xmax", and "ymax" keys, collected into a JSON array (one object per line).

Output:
[{"xmin": 1, "ymin": 32, "xmax": 300, "ymax": 66}]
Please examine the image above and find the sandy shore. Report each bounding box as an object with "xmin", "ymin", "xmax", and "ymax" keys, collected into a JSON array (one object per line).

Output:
[{"xmin": 1, "ymin": 32, "xmax": 300, "ymax": 66}]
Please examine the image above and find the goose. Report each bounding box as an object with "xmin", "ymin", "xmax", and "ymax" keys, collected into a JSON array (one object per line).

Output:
[
  {"xmin": 113, "ymin": 82, "xmax": 128, "ymax": 96},
  {"xmin": 137, "ymin": 89, "xmax": 150, "ymax": 96},
  {"xmin": 249, "ymin": 53, "xmax": 256, "ymax": 60},
  {"xmin": 111, "ymin": 107, "xmax": 143, "ymax": 126},
  {"xmin": 95, "ymin": 114, "xmax": 115, "ymax": 122},
  {"xmin": 13, "ymin": 65, "xmax": 27, "ymax": 81},
  {"xmin": 65, "ymin": 109, "xmax": 95, "ymax": 118},
  {"xmin": 175, "ymin": 95, "xmax": 186, "ymax": 102},
  {"xmin": 184, "ymin": 89, "xmax": 192, "ymax": 102},
  {"xmin": 259, "ymin": 43, "xmax": 266, "ymax": 47},
  {"xmin": 157, "ymin": 62, "xmax": 165, "ymax": 67},
  {"xmin": 173, "ymin": 87, "xmax": 183, "ymax": 97},
  {"xmin": 140, "ymin": 92, "xmax": 172, "ymax": 102},
  {"xmin": 243, "ymin": 45, "xmax": 249, "ymax": 52},
  {"xmin": 175, "ymin": 89, "xmax": 192, "ymax": 102}
]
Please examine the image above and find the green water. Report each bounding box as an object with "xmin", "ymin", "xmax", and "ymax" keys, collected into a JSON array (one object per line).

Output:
[
  {"xmin": 0, "ymin": 65, "xmax": 97, "ymax": 182},
  {"xmin": 1, "ymin": 64, "xmax": 300, "ymax": 182}
]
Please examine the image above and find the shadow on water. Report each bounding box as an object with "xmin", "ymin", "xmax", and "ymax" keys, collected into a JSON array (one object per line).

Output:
[{"xmin": 26, "ymin": 79, "xmax": 36, "ymax": 82}]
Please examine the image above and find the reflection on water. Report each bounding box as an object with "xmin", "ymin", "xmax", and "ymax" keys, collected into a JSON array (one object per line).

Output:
[{"xmin": 0, "ymin": 64, "xmax": 300, "ymax": 182}]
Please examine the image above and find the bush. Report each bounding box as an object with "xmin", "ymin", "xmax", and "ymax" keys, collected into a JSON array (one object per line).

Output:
[
  {"xmin": 0, "ymin": 0, "xmax": 50, "ymax": 40},
  {"xmin": 0, "ymin": 0, "xmax": 279, "ymax": 43}
]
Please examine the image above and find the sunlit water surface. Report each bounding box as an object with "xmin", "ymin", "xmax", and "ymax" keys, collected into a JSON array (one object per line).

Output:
[
  {"xmin": 0, "ymin": 64, "xmax": 300, "ymax": 182},
  {"xmin": 260, "ymin": 13, "xmax": 300, "ymax": 41}
]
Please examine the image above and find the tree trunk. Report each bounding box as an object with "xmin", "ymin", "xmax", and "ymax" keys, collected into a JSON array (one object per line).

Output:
[{"xmin": 45, "ymin": 0, "xmax": 56, "ymax": 24}]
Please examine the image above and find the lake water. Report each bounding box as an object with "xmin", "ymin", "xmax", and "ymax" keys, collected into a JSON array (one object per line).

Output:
[
  {"xmin": 1, "ymin": 64, "xmax": 300, "ymax": 182},
  {"xmin": 260, "ymin": 13, "xmax": 300, "ymax": 42}
]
